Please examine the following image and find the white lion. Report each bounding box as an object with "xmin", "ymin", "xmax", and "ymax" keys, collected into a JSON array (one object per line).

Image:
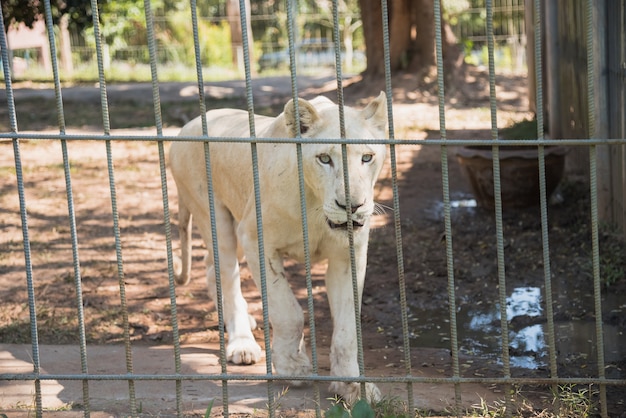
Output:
[{"xmin": 169, "ymin": 92, "xmax": 387, "ymax": 403}]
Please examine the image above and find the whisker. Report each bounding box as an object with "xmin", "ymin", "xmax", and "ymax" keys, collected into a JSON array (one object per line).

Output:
[{"xmin": 373, "ymin": 202, "xmax": 392, "ymax": 216}]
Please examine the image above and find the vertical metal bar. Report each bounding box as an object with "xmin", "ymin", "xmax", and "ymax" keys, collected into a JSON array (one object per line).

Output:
[
  {"xmin": 189, "ymin": 1, "xmax": 230, "ymax": 414},
  {"xmin": 88, "ymin": 1, "xmax": 137, "ymax": 414},
  {"xmin": 0, "ymin": 11, "xmax": 43, "ymax": 418},
  {"xmin": 142, "ymin": 1, "xmax": 183, "ymax": 416},
  {"xmin": 236, "ymin": 0, "xmax": 276, "ymax": 414},
  {"xmin": 332, "ymin": 0, "xmax": 367, "ymax": 399},
  {"xmin": 586, "ymin": 1, "xmax": 608, "ymax": 416},
  {"xmin": 486, "ymin": 1, "xmax": 511, "ymax": 416},
  {"xmin": 286, "ymin": 0, "xmax": 322, "ymax": 414},
  {"xmin": 433, "ymin": 0, "xmax": 462, "ymax": 415},
  {"xmin": 41, "ymin": 1, "xmax": 91, "ymax": 415},
  {"xmin": 530, "ymin": 0, "xmax": 560, "ymax": 412},
  {"xmin": 380, "ymin": 0, "xmax": 413, "ymax": 412}
]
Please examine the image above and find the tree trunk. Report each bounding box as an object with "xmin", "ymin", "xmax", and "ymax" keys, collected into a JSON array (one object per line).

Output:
[
  {"xmin": 359, "ymin": 0, "xmax": 461, "ymax": 78},
  {"xmin": 389, "ymin": 0, "xmax": 413, "ymax": 69},
  {"xmin": 226, "ymin": 0, "xmax": 255, "ymax": 75},
  {"xmin": 358, "ymin": 0, "xmax": 385, "ymax": 76},
  {"xmin": 410, "ymin": 0, "xmax": 436, "ymax": 71}
]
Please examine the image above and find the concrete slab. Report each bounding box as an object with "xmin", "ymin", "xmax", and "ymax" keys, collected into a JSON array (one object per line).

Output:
[
  {"xmin": 1, "ymin": 343, "xmax": 320, "ymax": 416},
  {"xmin": 0, "ymin": 343, "xmax": 500, "ymax": 417}
]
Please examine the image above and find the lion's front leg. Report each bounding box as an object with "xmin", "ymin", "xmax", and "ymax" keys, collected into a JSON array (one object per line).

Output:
[
  {"xmin": 241, "ymin": 237, "xmax": 312, "ymax": 380},
  {"xmin": 204, "ymin": 246, "xmax": 262, "ymax": 365},
  {"xmin": 325, "ymin": 246, "xmax": 381, "ymax": 404}
]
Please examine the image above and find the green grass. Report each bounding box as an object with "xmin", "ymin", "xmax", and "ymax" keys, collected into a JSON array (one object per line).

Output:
[
  {"xmin": 464, "ymin": 385, "xmax": 598, "ymax": 418},
  {"xmin": 500, "ymin": 117, "xmax": 538, "ymax": 140},
  {"xmin": 3, "ymin": 62, "xmax": 242, "ymax": 84},
  {"xmin": 325, "ymin": 399, "xmax": 376, "ymax": 418},
  {"xmin": 0, "ymin": 304, "xmax": 79, "ymax": 344},
  {"xmin": 597, "ymin": 223, "xmax": 626, "ymax": 288},
  {"xmin": 318, "ymin": 383, "xmax": 599, "ymax": 418}
]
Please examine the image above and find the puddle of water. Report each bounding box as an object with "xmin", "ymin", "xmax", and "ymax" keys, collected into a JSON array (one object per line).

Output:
[
  {"xmin": 450, "ymin": 199, "xmax": 477, "ymax": 208},
  {"xmin": 409, "ymin": 287, "xmax": 626, "ymax": 370},
  {"xmin": 425, "ymin": 195, "xmax": 477, "ymax": 221}
]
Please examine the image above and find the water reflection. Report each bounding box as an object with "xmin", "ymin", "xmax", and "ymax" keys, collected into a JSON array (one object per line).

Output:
[
  {"xmin": 409, "ymin": 286, "xmax": 626, "ymax": 370},
  {"xmin": 466, "ymin": 286, "xmax": 547, "ymax": 369},
  {"xmin": 507, "ymin": 287, "xmax": 542, "ymax": 319},
  {"xmin": 426, "ymin": 196, "xmax": 477, "ymax": 221},
  {"xmin": 450, "ymin": 199, "xmax": 477, "ymax": 208}
]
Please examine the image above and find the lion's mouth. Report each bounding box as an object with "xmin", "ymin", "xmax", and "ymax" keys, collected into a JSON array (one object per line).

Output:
[{"xmin": 327, "ymin": 219, "xmax": 364, "ymax": 231}]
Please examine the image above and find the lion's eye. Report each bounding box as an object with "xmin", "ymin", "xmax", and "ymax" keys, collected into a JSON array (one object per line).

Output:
[
  {"xmin": 318, "ymin": 154, "xmax": 332, "ymax": 165},
  {"xmin": 362, "ymin": 154, "xmax": 374, "ymax": 163}
]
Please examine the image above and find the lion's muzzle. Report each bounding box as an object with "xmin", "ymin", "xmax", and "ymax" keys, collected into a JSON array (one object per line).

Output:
[{"xmin": 326, "ymin": 218, "xmax": 365, "ymax": 231}]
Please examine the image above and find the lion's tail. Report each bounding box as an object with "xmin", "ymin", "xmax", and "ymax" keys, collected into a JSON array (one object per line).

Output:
[{"xmin": 174, "ymin": 194, "xmax": 193, "ymax": 285}]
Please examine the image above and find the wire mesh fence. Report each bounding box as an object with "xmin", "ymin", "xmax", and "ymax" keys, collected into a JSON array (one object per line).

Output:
[{"xmin": 1, "ymin": 0, "xmax": 625, "ymax": 417}]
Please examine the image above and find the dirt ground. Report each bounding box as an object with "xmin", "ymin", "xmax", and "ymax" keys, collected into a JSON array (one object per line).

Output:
[{"xmin": 1, "ymin": 70, "xmax": 625, "ymax": 416}]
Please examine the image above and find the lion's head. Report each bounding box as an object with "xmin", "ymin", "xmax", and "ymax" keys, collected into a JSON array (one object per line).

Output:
[{"xmin": 281, "ymin": 92, "xmax": 388, "ymax": 233}]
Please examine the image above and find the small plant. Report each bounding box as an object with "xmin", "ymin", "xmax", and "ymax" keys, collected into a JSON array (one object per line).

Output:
[
  {"xmin": 324, "ymin": 396, "xmax": 417, "ymax": 418},
  {"xmin": 270, "ymin": 386, "xmax": 290, "ymax": 411},
  {"xmin": 325, "ymin": 398, "xmax": 375, "ymax": 418},
  {"xmin": 466, "ymin": 384, "xmax": 599, "ymax": 418},
  {"xmin": 204, "ymin": 399, "xmax": 214, "ymax": 418},
  {"xmin": 598, "ymin": 224, "xmax": 626, "ymax": 288},
  {"xmin": 468, "ymin": 396, "xmax": 517, "ymax": 418},
  {"xmin": 500, "ymin": 118, "xmax": 539, "ymax": 140},
  {"xmin": 552, "ymin": 384, "xmax": 597, "ymax": 418}
]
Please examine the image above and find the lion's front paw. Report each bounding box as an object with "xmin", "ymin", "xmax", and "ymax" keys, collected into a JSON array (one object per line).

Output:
[
  {"xmin": 329, "ymin": 381, "xmax": 381, "ymax": 405},
  {"xmin": 273, "ymin": 350, "xmax": 312, "ymax": 386},
  {"xmin": 227, "ymin": 337, "xmax": 263, "ymax": 365}
]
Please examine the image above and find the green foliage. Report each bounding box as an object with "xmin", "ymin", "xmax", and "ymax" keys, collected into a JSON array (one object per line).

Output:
[
  {"xmin": 197, "ymin": 20, "xmax": 233, "ymax": 67},
  {"xmin": 2, "ymin": 0, "xmax": 93, "ymax": 33},
  {"xmin": 80, "ymin": 2, "xmax": 233, "ymax": 73},
  {"xmin": 325, "ymin": 404, "xmax": 351, "ymax": 418},
  {"xmin": 324, "ymin": 398, "xmax": 418, "ymax": 418},
  {"xmin": 204, "ymin": 399, "xmax": 214, "ymax": 418},
  {"xmin": 351, "ymin": 400, "xmax": 376, "ymax": 418},
  {"xmin": 90, "ymin": 0, "xmax": 154, "ymax": 50},
  {"xmin": 444, "ymin": 0, "xmax": 524, "ymax": 41},
  {"xmin": 467, "ymin": 384, "xmax": 598, "ymax": 418},
  {"xmin": 500, "ymin": 118, "xmax": 539, "ymax": 140},
  {"xmin": 325, "ymin": 399, "xmax": 374, "ymax": 418},
  {"xmin": 553, "ymin": 384, "xmax": 598, "ymax": 418},
  {"xmin": 597, "ymin": 224, "xmax": 626, "ymax": 288},
  {"xmin": 162, "ymin": 11, "xmax": 232, "ymax": 67}
]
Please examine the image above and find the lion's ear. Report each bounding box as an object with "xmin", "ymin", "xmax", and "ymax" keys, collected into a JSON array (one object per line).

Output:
[
  {"xmin": 284, "ymin": 98, "xmax": 320, "ymax": 136},
  {"xmin": 361, "ymin": 91, "xmax": 388, "ymax": 133}
]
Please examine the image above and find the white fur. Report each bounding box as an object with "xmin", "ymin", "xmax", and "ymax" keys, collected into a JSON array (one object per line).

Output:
[{"xmin": 169, "ymin": 93, "xmax": 387, "ymax": 403}]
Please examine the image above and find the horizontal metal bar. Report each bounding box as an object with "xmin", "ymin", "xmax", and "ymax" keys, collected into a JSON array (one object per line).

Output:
[
  {"xmin": 2, "ymin": 373, "xmax": 625, "ymax": 387},
  {"xmin": 1, "ymin": 133, "xmax": 626, "ymax": 146}
]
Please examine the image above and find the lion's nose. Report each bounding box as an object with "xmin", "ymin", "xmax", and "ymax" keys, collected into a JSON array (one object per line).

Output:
[{"xmin": 335, "ymin": 200, "xmax": 363, "ymax": 214}]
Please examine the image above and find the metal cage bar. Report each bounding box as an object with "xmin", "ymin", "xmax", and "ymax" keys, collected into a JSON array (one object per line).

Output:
[
  {"xmin": 42, "ymin": 0, "xmax": 92, "ymax": 415},
  {"xmin": 142, "ymin": 0, "xmax": 185, "ymax": 416},
  {"xmin": 434, "ymin": 0, "xmax": 463, "ymax": 415},
  {"xmin": 286, "ymin": 0, "xmax": 323, "ymax": 414},
  {"xmin": 88, "ymin": 0, "xmax": 138, "ymax": 414},
  {"xmin": 586, "ymin": 1, "xmax": 608, "ymax": 416},
  {"xmin": 0, "ymin": 6, "xmax": 44, "ymax": 417}
]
